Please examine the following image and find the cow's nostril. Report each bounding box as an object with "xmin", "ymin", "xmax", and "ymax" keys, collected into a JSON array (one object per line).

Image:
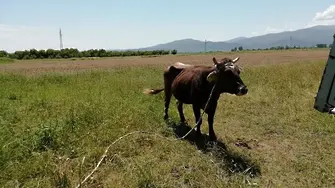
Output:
[{"xmin": 240, "ymin": 87, "xmax": 248, "ymax": 94}]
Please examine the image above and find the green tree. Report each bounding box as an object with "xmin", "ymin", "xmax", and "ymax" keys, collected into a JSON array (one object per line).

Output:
[
  {"xmin": 38, "ymin": 49, "xmax": 47, "ymax": 59},
  {"xmin": 276, "ymin": 46, "xmax": 284, "ymax": 50},
  {"xmin": 0, "ymin": 50, "xmax": 8, "ymax": 57},
  {"xmin": 4, "ymin": 48, "xmax": 173, "ymax": 60},
  {"xmin": 316, "ymin": 44, "xmax": 327, "ymax": 48},
  {"xmin": 29, "ymin": 49, "xmax": 38, "ymax": 59},
  {"xmin": 98, "ymin": 49, "xmax": 107, "ymax": 57},
  {"xmin": 46, "ymin": 49, "xmax": 57, "ymax": 58}
]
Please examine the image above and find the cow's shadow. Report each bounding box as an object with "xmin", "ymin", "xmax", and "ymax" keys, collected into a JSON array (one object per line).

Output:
[{"xmin": 166, "ymin": 120, "xmax": 261, "ymax": 178}]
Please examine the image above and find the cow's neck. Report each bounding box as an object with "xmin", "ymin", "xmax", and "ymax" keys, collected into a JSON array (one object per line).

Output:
[{"xmin": 203, "ymin": 81, "xmax": 221, "ymax": 103}]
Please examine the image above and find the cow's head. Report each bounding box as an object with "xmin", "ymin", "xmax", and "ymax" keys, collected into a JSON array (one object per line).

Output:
[{"xmin": 207, "ymin": 57, "xmax": 248, "ymax": 96}]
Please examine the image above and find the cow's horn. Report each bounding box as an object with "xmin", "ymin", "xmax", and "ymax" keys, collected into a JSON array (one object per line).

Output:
[{"xmin": 232, "ymin": 57, "xmax": 240, "ymax": 63}]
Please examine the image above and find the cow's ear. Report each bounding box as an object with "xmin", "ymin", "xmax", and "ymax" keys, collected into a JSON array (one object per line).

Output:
[
  {"xmin": 212, "ymin": 57, "xmax": 218, "ymax": 65},
  {"xmin": 207, "ymin": 71, "xmax": 218, "ymax": 82}
]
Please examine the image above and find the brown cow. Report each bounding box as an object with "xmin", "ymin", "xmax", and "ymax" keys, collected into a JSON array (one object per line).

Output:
[{"xmin": 144, "ymin": 57, "xmax": 248, "ymax": 141}]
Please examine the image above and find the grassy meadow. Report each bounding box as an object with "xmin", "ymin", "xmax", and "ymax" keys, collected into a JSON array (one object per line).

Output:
[
  {"xmin": 0, "ymin": 58, "xmax": 15, "ymax": 64},
  {"xmin": 0, "ymin": 59, "xmax": 334, "ymax": 187}
]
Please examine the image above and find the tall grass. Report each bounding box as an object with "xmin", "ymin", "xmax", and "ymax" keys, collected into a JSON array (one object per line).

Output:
[
  {"xmin": 0, "ymin": 57, "xmax": 15, "ymax": 64},
  {"xmin": 0, "ymin": 60, "xmax": 334, "ymax": 187}
]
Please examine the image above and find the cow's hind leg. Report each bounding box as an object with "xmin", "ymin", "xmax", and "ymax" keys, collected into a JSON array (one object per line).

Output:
[
  {"xmin": 177, "ymin": 101, "xmax": 186, "ymax": 123},
  {"xmin": 163, "ymin": 66, "xmax": 183, "ymax": 120},
  {"xmin": 192, "ymin": 105, "xmax": 202, "ymax": 137},
  {"xmin": 163, "ymin": 82, "xmax": 172, "ymax": 120},
  {"xmin": 163, "ymin": 70, "xmax": 173, "ymax": 120}
]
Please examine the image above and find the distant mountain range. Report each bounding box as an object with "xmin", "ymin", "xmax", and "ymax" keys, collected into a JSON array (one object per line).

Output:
[{"xmin": 130, "ymin": 25, "xmax": 335, "ymax": 53}]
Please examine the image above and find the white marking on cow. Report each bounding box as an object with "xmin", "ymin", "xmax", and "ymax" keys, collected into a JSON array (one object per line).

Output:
[
  {"xmin": 225, "ymin": 62, "xmax": 236, "ymax": 69},
  {"xmin": 224, "ymin": 62, "xmax": 242, "ymax": 74},
  {"xmin": 173, "ymin": 62, "xmax": 194, "ymax": 69}
]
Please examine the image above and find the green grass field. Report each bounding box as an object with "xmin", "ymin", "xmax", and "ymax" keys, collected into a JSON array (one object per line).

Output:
[
  {"xmin": 0, "ymin": 59, "xmax": 334, "ymax": 187},
  {"xmin": 0, "ymin": 58, "xmax": 15, "ymax": 64}
]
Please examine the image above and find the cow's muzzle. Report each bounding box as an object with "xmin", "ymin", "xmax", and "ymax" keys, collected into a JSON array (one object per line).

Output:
[{"xmin": 237, "ymin": 85, "xmax": 248, "ymax": 96}]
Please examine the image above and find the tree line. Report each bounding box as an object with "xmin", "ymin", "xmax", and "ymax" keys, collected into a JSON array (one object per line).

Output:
[
  {"xmin": 231, "ymin": 43, "xmax": 333, "ymax": 52},
  {"xmin": 0, "ymin": 48, "xmax": 178, "ymax": 60},
  {"xmin": 1, "ymin": 43, "xmax": 332, "ymax": 60}
]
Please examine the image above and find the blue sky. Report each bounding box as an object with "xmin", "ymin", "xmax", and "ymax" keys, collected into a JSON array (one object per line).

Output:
[{"xmin": 1, "ymin": 0, "xmax": 335, "ymax": 52}]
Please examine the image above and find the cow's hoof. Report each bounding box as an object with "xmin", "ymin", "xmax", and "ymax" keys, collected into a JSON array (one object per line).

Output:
[
  {"xmin": 180, "ymin": 119, "xmax": 187, "ymax": 125},
  {"xmin": 209, "ymin": 135, "xmax": 217, "ymax": 142},
  {"xmin": 195, "ymin": 128, "xmax": 202, "ymax": 137}
]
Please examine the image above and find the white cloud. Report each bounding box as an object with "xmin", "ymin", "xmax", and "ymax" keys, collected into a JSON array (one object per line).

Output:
[
  {"xmin": 306, "ymin": 5, "xmax": 335, "ymax": 28},
  {"xmin": 264, "ymin": 24, "xmax": 294, "ymax": 34},
  {"xmin": 313, "ymin": 5, "xmax": 335, "ymax": 21},
  {"xmin": 264, "ymin": 26, "xmax": 283, "ymax": 34},
  {"xmin": 254, "ymin": 5, "xmax": 335, "ymax": 36},
  {"xmin": 305, "ymin": 19, "xmax": 335, "ymax": 28},
  {"xmin": 252, "ymin": 23, "xmax": 295, "ymax": 36}
]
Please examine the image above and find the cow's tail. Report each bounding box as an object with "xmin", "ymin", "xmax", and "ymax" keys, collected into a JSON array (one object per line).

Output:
[{"xmin": 143, "ymin": 88, "xmax": 164, "ymax": 95}]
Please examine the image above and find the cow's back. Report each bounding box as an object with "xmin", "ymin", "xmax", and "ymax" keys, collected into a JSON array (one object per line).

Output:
[{"xmin": 171, "ymin": 66, "xmax": 213, "ymax": 104}]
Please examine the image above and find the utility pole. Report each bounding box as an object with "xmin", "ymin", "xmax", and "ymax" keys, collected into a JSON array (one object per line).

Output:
[
  {"xmin": 204, "ymin": 39, "xmax": 207, "ymax": 53},
  {"xmin": 59, "ymin": 28, "xmax": 63, "ymax": 50},
  {"xmin": 289, "ymin": 36, "xmax": 292, "ymax": 47}
]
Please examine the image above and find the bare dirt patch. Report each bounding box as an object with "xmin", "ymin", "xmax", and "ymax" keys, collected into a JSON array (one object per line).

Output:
[{"xmin": 0, "ymin": 49, "xmax": 329, "ymax": 74}]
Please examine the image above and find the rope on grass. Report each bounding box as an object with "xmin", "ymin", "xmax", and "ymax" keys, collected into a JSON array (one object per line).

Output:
[
  {"xmin": 76, "ymin": 131, "xmax": 140, "ymax": 188},
  {"xmin": 75, "ymin": 130, "xmax": 187, "ymax": 188},
  {"xmin": 76, "ymin": 84, "xmax": 218, "ymax": 187}
]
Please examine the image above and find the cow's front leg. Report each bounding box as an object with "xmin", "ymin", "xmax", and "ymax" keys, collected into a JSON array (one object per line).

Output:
[
  {"xmin": 207, "ymin": 103, "xmax": 217, "ymax": 141},
  {"xmin": 192, "ymin": 105, "xmax": 202, "ymax": 137},
  {"xmin": 208, "ymin": 111, "xmax": 217, "ymax": 141}
]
